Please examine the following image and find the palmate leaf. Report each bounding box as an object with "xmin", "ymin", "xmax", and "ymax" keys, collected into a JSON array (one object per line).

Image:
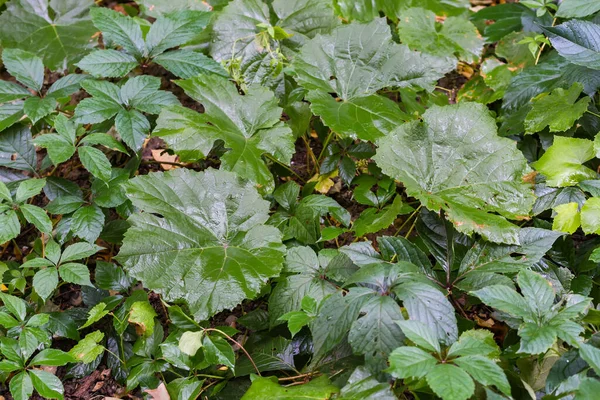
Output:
[
  {"xmin": 209, "ymin": 0, "xmax": 340, "ymax": 89},
  {"xmin": 153, "ymin": 74, "xmax": 294, "ymax": 193},
  {"xmin": 375, "ymin": 102, "xmax": 535, "ymax": 244},
  {"xmin": 524, "ymin": 83, "xmax": 591, "ymax": 133},
  {"xmin": 0, "ymin": 0, "xmax": 96, "ymax": 71},
  {"xmin": 292, "ymin": 18, "xmax": 454, "ymax": 141},
  {"xmin": 116, "ymin": 168, "xmax": 285, "ymax": 321},
  {"xmin": 397, "ymin": 8, "xmax": 483, "ymax": 63}
]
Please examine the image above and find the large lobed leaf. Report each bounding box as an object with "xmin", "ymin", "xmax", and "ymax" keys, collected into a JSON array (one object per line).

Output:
[
  {"xmin": 209, "ymin": 0, "xmax": 339, "ymax": 89},
  {"xmin": 116, "ymin": 168, "xmax": 285, "ymax": 321},
  {"xmin": 153, "ymin": 74, "xmax": 294, "ymax": 193},
  {"xmin": 375, "ymin": 102, "xmax": 535, "ymax": 244},
  {"xmin": 0, "ymin": 0, "xmax": 96, "ymax": 70},
  {"xmin": 292, "ymin": 18, "xmax": 454, "ymax": 141}
]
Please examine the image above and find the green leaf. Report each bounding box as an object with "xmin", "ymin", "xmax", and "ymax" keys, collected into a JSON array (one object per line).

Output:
[
  {"xmin": 552, "ymin": 202, "xmax": 581, "ymax": 234},
  {"xmin": 2, "ymin": 48, "xmax": 44, "ymax": 92},
  {"xmin": 0, "ymin": 210, "xmax": 21, "ymax": 245},
  {"xmin": 153, "ymin": 50, "xmax": 228, "ymax": 79},
  {"xmin": 0, "ymin": 360, "xmax": 22, "ymax": 373},
  {"xmin": 517, "ymin": 269, "xmax": 555, "ymax": 315},
  {"xmin": 543, "ymin": 20, "xmax": 600, "ymax": 71},
  {"xmin": 353, "ymin": 196, "xmax": 412, "ymax": 237},
  {"xmin": 398, "ymin": 8, "xmax": 483, "ymax": 62},
  {"xmin": 58, "ymin": 263, "xmax": 92, "ymax": 287},
  {"xmin": 154, "ymin": 75, "xmax": 293, "ymax": 192},
  {"xmin": 46, "ymin": 74, "xmax": 90, "ymax": 99},
  {"xmin": 0, "ymin": 0, "xmax": 96, "ymax": 70},
  {"xmin": 32, "ymin": 267, "xmax": 58, "ymax": 301},
  {"xmin": 20, "ymin": 204, "xmax": 52, "ymax": 234},
  {"xmin": 94, "ymin": 261, "xmax": 132, "ymax": 291},
  {"xmin": 426, "ymin": 364, "xmax": 475, "ymax": 400},
  {"xmin": 395, "ymin": 282, "xmax": 458, "ymax": 345},
  {"xmin": 518, "ymin": 323, "xmax": 558, "ymax": 354},
  {"xmin": 15, "ymin": 178, "xmax": 46, "ymax": 203},
  {"xmin": 387, "ymin": 346, "xmax": 438, "ymax": 379},
  {"xmin": 60, "ymin": 242, "xmax": 102, "ymax": 264},
  {"xmin": 30, "ymin": 369, "xmax": 64, "ymax": 400},
  {"xmin": 454, "ymin": 355, "xmax": 511, "ymax": 396},
  {"xmin": 115, "ymin": 109, "xmax": 150, "ymax": 151},
  {"xmin": 145, "ymin": 10, "xmax": 211, "ymax": 57},
  {"xmin": 457, "ymin": 228, "xmax": 562, "ymax": 278},
  {"xmin": 209, "ymin": 0, "xmax": 339, "ymax": 88},
  {"xmin": 203, "ymin": 335, "xmax": 235, "ymax": 371},
  {"xmin": 128, "ymin": 301, "xmax": 156, "ymax": 338},
  {"xmin": 241, "ymin": 375, "xmax": 339, "ymax": 400},
  {"xmin": 23, "ymin": 96, "xmax": 56, "ymax": 125},
  {"xmin": 46, "ymin": 196, "xmax": 84, "ymax": 215},
  {"xmin": 471, "ymin": 285, "xmax": 531, "ymax": 320},
  {"xmin": 525, "ymin": 83, "xmax": 591, "ymax": 133},
  {"xmin": 0, "ymin": 102, "xmax": 25, "ymax": 133},
  {"xmin": 0, "ymin": 80, "xmax": 32, "ymax": 103},
  {"xmin": 375, "ymin": 102, "xmax": 534, "ymax": 244},
  {"xmin": 74, "ymin": 80, "xmax": 123, "ymax": 124},
  {"xmin": 178, "ymin": 331, "xmax": 203, "ymax": 356},
  {"xmin": 339, "ymin": 366, "xmax": 396, "ymax": 400},
  {"xmin": 137, "ymin": 0, "xmax": 211, "ymax": 17},
  {"xmin": 268, "ymin": 247, "xmax": 337, "ymax": 326},
  {"xmin": 279, "ymin": 311, "xmax": 311, "ymax": 337},
  {"xmin": 348, "ymin": 295, "xmax": 405, "ymax": 372},
  {"xmin": 78, "ymin": 146, "xmax": 112, "ymax": 182},
  {"xmin": 579, "ymin": 343, "xmax": 600, "ymax": 375},
  {"xmin": 556, "ymin": 0, "xmax": 600, "ymax": 18},
  {"xmin": 116, "ymin": 168, "xmax": 285, "ymax": 321},
  {"xmin": 448, "ymin": 330, "xmax": 500, "ymax": 358},
  {"xmin": 76, "ymin": 50, "xmax": 138, "ymax": 78},
  {"xmin": 33, "ymin": 116, "xmax": 77, "ymax": 165},
  {"xmin": 0, "ymin": 181, "xmax": 11, "ymax": 202},
  {"xmin": 581, "ymin": 197, "xmax": 600, "ymax": 234},
  {"xmin": 9, "ymin": 371, "xmax": 33, "ymax": 400},
  {"xmin": 396, "ymin": 320, "xmax": 440, "ymax": 353},
  {"xmin": 80, "ymin": 305, "xmax": 109, "ymax": 330},
  {"xmin": 80, "ymin": 133, "xmax": 128, "ymax": 154},
  {"xmin": 90, "ymin": 8, "xmax": 145, "ymax": 58},
  {"xmin": 70, "ymin": 205, "xmax": 105, "ymax": 243},
  {"xmin": 29, "ymin": 349, "xmax": 75, "ymax": 366},
  {"xmin": 0, "ymin": 292, "xmax": 27, "ymax": 321},
  {"xmin": 292, "ymin": 18, "xmax": 453, "ymax": 141},
  {"xmin": 311, "ymin": 288, "xmax": 372, "ymax": 360},
  {"xmin": 333, "ymin": 0, "xmax": 403, "ymax": 22}
]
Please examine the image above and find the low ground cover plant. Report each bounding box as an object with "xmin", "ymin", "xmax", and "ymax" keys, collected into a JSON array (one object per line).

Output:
[{"xmin": 1, "ymin": 0, "xmax": 600, "ymax": 399}]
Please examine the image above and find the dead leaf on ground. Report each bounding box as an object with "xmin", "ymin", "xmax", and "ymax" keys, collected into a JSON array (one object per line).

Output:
[
  {"xmin": 151, "ymin": 149, "xmax": 179, "ymax": 170},
  {"xmin": 144, "ymin": 382, "xmax": 171, "ymax": 400}
]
